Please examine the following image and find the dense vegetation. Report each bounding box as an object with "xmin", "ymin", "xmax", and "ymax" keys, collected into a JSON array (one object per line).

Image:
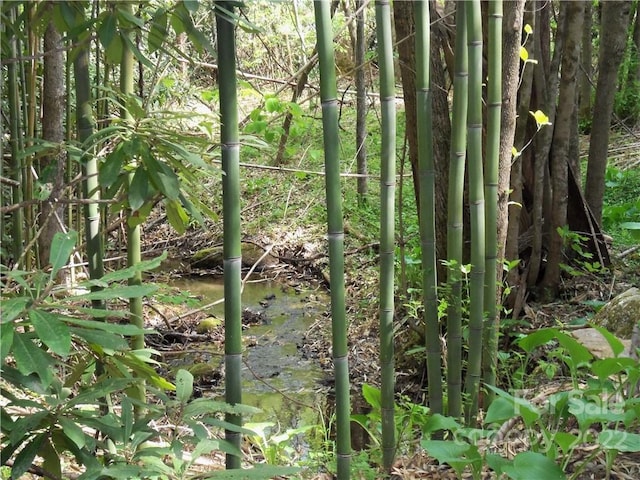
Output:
[{"xmin": 2, "ymin": 1, "xmax": 640, "ymax": 479}]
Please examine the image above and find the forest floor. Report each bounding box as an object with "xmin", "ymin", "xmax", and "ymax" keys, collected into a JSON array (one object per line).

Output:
[{"xmin": 138, "ymin": 129, "xmax": 640, "ymax": 478}]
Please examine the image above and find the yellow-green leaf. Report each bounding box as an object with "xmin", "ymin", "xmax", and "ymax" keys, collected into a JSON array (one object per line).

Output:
[
  {"xmin": 530, "ymin": 109, "xmax": 551, "ymax": 127},
  {"xmin": 520, "ymin": 46, "xmax": 529, "ymax": 62},
  {"xmin": 524, "ymin": 24, "xmax": 533, "ymax": 35}
]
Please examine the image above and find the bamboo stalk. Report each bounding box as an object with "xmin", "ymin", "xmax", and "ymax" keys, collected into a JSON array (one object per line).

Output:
[
  {"xmin": 314, "ymin": 1, "xmax": 351, "ymax": 477},
  {"xmin": 446, "ymin": 0, "xmax": 468, "ymax": 420},
  {"xmin": 216, "ymin": 2, "xmax": 243, "ymax": 470},
  {"xmin": 375, "ymin": 0, "xmax": 396, "ymax": 470},
  {"xmin": 482, "ymin": 0, "xmax": 504, "ymax": 403},
  {"xmin": 415, "ymin": 0, "xmax": 443, "ymax": 415},
  {"xmin": 464, "ymin": 0, "xmax": 486, "ymax": 424}
]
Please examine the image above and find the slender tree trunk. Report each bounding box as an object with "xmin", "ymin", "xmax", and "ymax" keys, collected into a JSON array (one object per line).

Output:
[
  {"xmin": 40, "ymin": 12, "xmax": 67, "ymax": 272},
  {"xmin": 375, "ymin": 0, "xmax": 395, "ymax": 469},
  {"xmin": 585, "ymin": 1, "xmax": 632, "ymax": 226},
  {"xmin": 540, "ymin": 1, "xmax": 584, "ymax": 299},
  {"xmin": 578, "ymin": 2, "xmax": 593, "ymax": 123},
  {"xmin": 216, "ymin": 2, "xmax": 243, "ymax": 470},
  {"xmin": 356, "ymin": 0, "xmax": 368, "ymax": 202}
]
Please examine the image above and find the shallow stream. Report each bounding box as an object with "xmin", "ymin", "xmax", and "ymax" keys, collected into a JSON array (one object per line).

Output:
[{"xmin": 169, "ymin": 276, "xmax": 329, "ymax": 431}]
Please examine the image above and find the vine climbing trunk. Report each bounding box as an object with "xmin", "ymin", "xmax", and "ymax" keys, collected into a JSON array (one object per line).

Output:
[
  {"xmin": 216, "ymin": 2, "xmax": 243, "ymax": 470},
  {"xmin": 314, "ymin": 1, "xmax": 352, "ymax": 477}
]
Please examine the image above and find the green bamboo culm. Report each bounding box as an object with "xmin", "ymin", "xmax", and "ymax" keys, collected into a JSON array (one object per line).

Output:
[
  {"xmin": 216, "ymin": 2, "xmax": 243, "ymax": 470},
  {"xmin": 120, "ymin": 1, "xmax": 146, "ymax": 414},
  {"xmin": 73, "ymin": 9, "xmax": 105, "ymax": 305},
  {"xmin": 415, "ymin": 0, "xmax": 443, "ymax": 415},
  {"xmin": 463, "ymin": 0, "xmax": 486, "ymax": 424},
  {"xmin": 6, "ymin": 4, "xmax": 24, "ymax": 265},
  {"xmin": 446, "ymin": 0, "xmax": 468, "ymax": 421},
  {"xmin": 313, "ymin": 1, "xmax": 351, "ymax": 477},
  {"xmin": 482, "ymin": 0, "xmax": 503, "ymax": 403},
  {"xmin": 375, "ymin": 0, "xmax": 396, "ymax": 471}
]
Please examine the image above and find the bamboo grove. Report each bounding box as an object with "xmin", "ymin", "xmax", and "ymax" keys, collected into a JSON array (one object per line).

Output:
[{"xmin": 2, "ymin": 0, "xmax": 636, "ymax": 477}]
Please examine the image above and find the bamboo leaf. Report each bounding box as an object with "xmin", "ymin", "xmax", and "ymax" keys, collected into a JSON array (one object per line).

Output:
[
  {"xmin": 143, "ymin": 153, "xmax": 180, "ymax": 200},
  {"xmin": 121, "ymin": 30, "xmax": 154, "ymax": 69},
  {"xmin": 97, "ymin": 11, "xmax": 118, "ymax": 51},
  {"xmin": 40, "ymin": 437, "xmax": 62, "ymax": 480},
  {"xmin": 63, "ymin": 318, "xmax": 151, "ymax": 336},
  {"xmin": 49, "ymin": 231, "xmax": 77, "ymax": 278},
  {"xmin": 71, "ymin": 284, "xmax": 157, "ymax": 301},
  {"xmin": 29, "ymin": 310, "xmax": 71, "ymax": 357},
  {"xmin": 70, "ymin": 327, "xmax": 129, "ymax": 351}
]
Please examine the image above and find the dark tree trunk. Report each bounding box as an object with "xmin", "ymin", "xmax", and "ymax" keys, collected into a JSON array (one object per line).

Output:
[
  {"xmin": 393, "ymin": 0, "xmax": 450, "ymax": 267},
  {"xmin": 39, "ymin": 14, "xmax": 66, "ymax": 270},
  {"xmin": 540, "ymin": 1, "xmax": 584, "ymax": 299},
  {"xmin": 578, "ymin": 2, "xmax": 593, "ymax": 123},
  {"xmin": 585, "ymin": 1, "xmax": 632, "ymax": 225}
]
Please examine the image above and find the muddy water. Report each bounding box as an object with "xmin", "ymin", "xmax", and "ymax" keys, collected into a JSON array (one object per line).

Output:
[{"xmin": 169, "ymin": 276, "xmax": 329, "ymax": 430}]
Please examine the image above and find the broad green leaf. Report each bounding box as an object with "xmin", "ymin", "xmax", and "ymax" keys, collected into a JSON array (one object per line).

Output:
[
  {"xmin": 0, "ymin": 324, "xmax": 14, "ymax": 362},
  {"xmin": 569, "ymin": 398, "xmax": 626, "ymax": 428},
  {"xmin": 97, "ymin": 11, "xmax": 117, "ymax": 51},
  {"xmin": 184, "ymin": 398, "xmax": 260, "ymax": 418},
  {"xmin": 143, "ymin": 153, "xmax": 180, "ymax": 200},
  {"xmin": 63, "ymin": 317, "xmax": 150, "ymax": 336},
  {"xmin": 590, "ymin": 325, "xmax": 625, "ymax": 357},
  {"xmin": 485, "ymin": 453, "xmax": 512, "ymax": 476},
  {"xmin": 12, "ymin": 333, "xmax": 54, "ymax": 386},
  {"xmin": 554, "ymin": 431, "xmax": 579, "ymax": 454},
  {"xmin": 100, "ymin": 145, "xmax": 125, "ymax": 188},
  {"xmin": 0, "ymin": 297, "xmax": 30, "ymax": 323},
  {"xmin": 40, "ymin": 437, "xmax": 62, "ymax": 480},
  {"xmin": 421, "ymin": 439, "xmax": 482, "ymax": 474},
  {"xmin": 184, "ymin": 0, "xmax": 199, "ymax": 13},
  {"xmin": 11, "ymin": 433, "xmax": 46, "ymax": 479},
  {"xmin": 59, "ymin": 417, "xmax": 87, "ymax": 449},
  {"xmin": 485, "ymin": 396, "xmax": 517, "ymax": 425},
  {"xmin": 9, "ymin": 411, "xmax": 50, "ymax": 446},
  {"xmin": 49, "ymin": 231, "xmax": 77, "ymax": 278},
  {"xmin": 620, "ymin": 222, "xmax": 640, "ymax": 240},
  {"xmin": 149, "ymin": 9, "xmax": 168, "ymax": 53},
  {"xmin": 97, "ymin": 251, "xmax": 167, "ymax": 283},
  {"xmin": 71, "ymin": 327, "xmax": 129, "ymax": 351},
  {"xmin": 105, "ymin": 34, "xmax": 124, "ymax": 64},
  {"xmin": 165, "ymin": 199, "xmax": 188, "ymax": 234},
  {"xmin": 423, "ymin": 413, "xmax": 461, "ymax": 434},
  {"xmin": 71, "ymin": 284, "xmax": 157, "ymax": 301},
  {"xmin": 502, "ymin": 451, "xmax": 565, "ymax": 480},
  {"xmin": 485, "ymin": 384, "xmax": 541, "ymax": 427},
  {"xmin": 29, "ymin": 310, "xmax": 71, "ymax": 357},
  {"xmin": 598, "ymin": 430, "xmax": 640, "ymax": 452},
  {"xmin": 591, "ymin": 357, "xmax": 637, "ymax": 380},
  {"xmin": 176, "ymin": 369, "xmax": 194, "ymax": 403},
  {"xmin": 362, "ymin": 383, "xmax": 381, "ymax": 409},
  {"xmin": 128, "ymin": 167, "xmax": 152, "ymax": 211},
  {"xmin": 207, "ymin": 465, "xmax": 301, "ymax": 479}
]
